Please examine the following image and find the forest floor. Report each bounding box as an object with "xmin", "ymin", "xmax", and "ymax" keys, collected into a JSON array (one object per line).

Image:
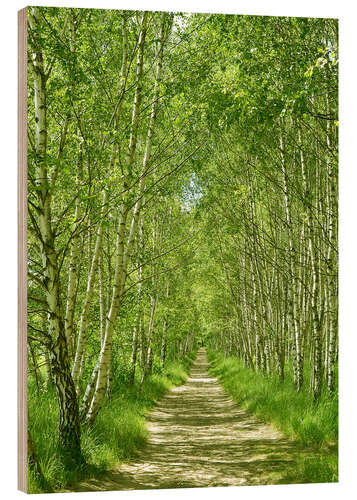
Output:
[{"xmin": 66, "ymin": 348, "xmax": 313, "ymax": 491}]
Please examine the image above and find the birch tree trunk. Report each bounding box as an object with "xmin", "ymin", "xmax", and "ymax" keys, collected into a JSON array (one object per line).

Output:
[
  {"xmin": 129, "ymin": 216, "xmax": 144, "ymax": 384},
  {"xmin": 280, "ymin": 132, "xmax": 303, "ymax": 390},
  {"xmin": 141, "ymin": 293, "xmax": 158, "ymax": 385},
  {"xmin": 299, "ymin": 130, "xmax": 322, "ymax": 400},
  {"xmin": 64, "ymin": 19, "xmax": 82, "ymax": 363},
  {"xmin": 325, "ymin": 103, "xmax": 338, "ymax": 393},
  {"xmin": 28, "ymin": 6, "xmax": 81, "ymax": 458},
  {"xmin": 72, "ymin": 189, "xmax": 107, "ymax": 390}
]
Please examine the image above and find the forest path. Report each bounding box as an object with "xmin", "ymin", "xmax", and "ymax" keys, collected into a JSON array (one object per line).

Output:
[{"xmin": 69, "ymin": 348, "xmax": 301, "ymax": 491}]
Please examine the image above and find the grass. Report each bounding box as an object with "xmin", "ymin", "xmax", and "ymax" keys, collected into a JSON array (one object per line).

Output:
[
  {"xmin": 207, "ymin": 350, "xmax": 338, "ymax": 484},
  {"xmin": 28, "ymin": 352, "xmax": 196, "ymax": 493}
]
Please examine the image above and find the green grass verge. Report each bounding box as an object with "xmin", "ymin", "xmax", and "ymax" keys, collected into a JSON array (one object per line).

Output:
[
  {"xmin": 207, "ymin": 350, "xmax": 338, "ymax": 484},
  {"xmin": 28, "ymin": 352, "xmax": 196, "ymax": 493}
]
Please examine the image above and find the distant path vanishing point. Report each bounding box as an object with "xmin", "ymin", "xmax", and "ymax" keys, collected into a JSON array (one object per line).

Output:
[{"xmin": 70, "ymin": 348, "xmax": 302, "ymax": 491}]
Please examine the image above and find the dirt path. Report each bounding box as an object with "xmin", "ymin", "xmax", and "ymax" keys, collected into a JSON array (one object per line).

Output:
[{"xmin": 70, "ymin": 348, "xmax": 301, "ymax": 491}]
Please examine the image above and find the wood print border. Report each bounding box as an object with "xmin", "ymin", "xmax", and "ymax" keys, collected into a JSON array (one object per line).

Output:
[{"xmin": 18, "ymin": 6, "xmax": 28, "ymax": 493}]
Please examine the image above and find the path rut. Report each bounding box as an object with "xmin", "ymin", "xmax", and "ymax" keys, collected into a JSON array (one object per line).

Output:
[{"xmin": 70, "ymin": 348, "xmax": 301, "ymax": 491}]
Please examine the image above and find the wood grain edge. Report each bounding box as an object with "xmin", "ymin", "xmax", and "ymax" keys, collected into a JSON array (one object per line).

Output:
[{"xmin": 18, "ymin": 6, "xmax": 28, "ymax": 494}]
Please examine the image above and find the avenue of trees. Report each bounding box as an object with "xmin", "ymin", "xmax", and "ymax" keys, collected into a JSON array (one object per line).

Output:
[{"xmin": 27, "ymin": 6, "xmax": 338, "ymax": 464}]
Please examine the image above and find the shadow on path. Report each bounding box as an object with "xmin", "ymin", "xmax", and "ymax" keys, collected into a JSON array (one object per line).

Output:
[{"xmin": 69, "ymin": 348, "xmax": 304, "ymax": 491}]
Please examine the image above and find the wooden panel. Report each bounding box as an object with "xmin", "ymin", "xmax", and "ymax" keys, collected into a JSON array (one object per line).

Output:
[{"xmin": 18, "ymin": 6, "xmax": 28, "ymax": 493}]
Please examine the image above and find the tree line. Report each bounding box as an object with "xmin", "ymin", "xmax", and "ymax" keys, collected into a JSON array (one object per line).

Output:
[{"xmin": 188, "ymin": 14, "xmax": 338, "ymax": 400}]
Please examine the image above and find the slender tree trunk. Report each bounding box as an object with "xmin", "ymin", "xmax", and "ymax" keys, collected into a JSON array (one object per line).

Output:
[
  {"xmin": 28, "ymin": 342, "xmax": 43, "ymax": 394},
  {"xmin": 299, "ymin": 130, "xmax": 322, "ymax": 400},
  {"xmin": 160, "ymin": 317, "xmax": 168, "ymax": 365},
  {"xmin": 72, "ymin": 189, "xmax": 107, "ymax": 390},
  {"xmin": 129, "ymin": 217, "xmax": 144, "ymax": 384},
  {"xmin": 141, "ymin": 293, "xmax": 158, "ymax": 385},
  {"xmin": 280, "ymin": 133, "xmax": 303, "ymax": 390}
]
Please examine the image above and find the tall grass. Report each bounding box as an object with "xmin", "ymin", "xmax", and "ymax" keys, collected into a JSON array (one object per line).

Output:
[
  {"xmin": 28, "ymin": 352, "xmax": 196, "ymax": 493},
  {"xmin": 207, "ymin": 350, "xmax": 338, "ymax": 483}
]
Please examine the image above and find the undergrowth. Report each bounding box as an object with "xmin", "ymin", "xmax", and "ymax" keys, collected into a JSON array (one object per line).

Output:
[
  {"xmin": 28, "ymin": 352, "xmax": 196, "ymax": 493},
  {"xmin": 207, "ymin": 350, "xmax": 338, "ymax": 484}
]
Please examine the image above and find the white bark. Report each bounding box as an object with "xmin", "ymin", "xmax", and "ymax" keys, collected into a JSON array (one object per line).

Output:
[{"xmin": 72, "ymin": 189, "xmax": 108, "ymax": 390}]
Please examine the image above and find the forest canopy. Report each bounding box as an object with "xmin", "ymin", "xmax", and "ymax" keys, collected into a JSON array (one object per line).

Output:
[{"xmin": 26, "ymin": 6, "xmax": 338, "ymax": 487}]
